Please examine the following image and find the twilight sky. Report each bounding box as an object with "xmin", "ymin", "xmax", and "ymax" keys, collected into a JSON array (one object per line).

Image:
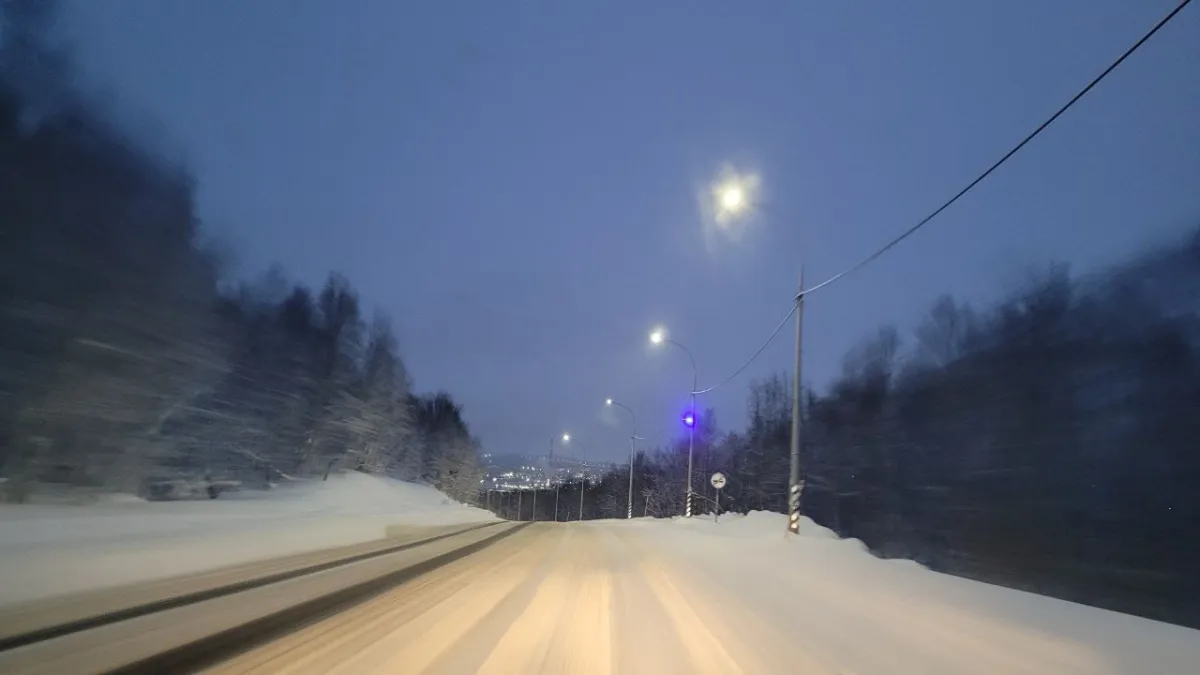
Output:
[{"xmin": 62, "ymin": 0, "xmax": 1199, "ymax": 462}]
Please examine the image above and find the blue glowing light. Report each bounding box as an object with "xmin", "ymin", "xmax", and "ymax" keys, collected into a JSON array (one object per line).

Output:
[{"xmin": 682, "ymin": 411, "xmax": 696, "ymax": 428}]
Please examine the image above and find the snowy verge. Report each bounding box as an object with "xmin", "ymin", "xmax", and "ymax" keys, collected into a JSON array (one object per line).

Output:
[
  {"xmin": 0, "ymin": 472, "xmax": 495, "ymax": 606},
  {"xmin": 617, "ymin": 510, "xmax": 1200, "ymax": 674}
]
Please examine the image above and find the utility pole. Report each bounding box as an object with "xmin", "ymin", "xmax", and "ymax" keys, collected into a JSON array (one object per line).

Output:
[
  {"xmin": 579, "ymin": 477, "xmax": 586, "ymax": 521},
  {"xmin": 788, "ymin": 267, "xmax": 805, "ymax": 535}
]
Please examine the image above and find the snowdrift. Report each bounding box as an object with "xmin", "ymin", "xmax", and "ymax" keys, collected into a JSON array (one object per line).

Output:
[
  {"xmin": 0, "ymin": 472, "xmax": 495, "ymax": 605},
  {"xmin": 621, "ymin": 510, "xmax": 1200, "ymax": 674}
]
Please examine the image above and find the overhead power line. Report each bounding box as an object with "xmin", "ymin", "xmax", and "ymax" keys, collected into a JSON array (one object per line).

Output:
[
  {"xmin": 691, "ymin": 0, "xmax": 1193, "ymax": 397},
  {"xmin": 692, "ymin": 305, "xmax": 796, "ymax": 395}
]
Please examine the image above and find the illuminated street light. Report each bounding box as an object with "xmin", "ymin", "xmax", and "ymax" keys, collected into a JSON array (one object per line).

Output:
[
  {"xmin": 720, "ymin": 184, "xmax": 745, "ymax": 212},
  {"xmin": 681, "ymin": 410, "xmax": 695, "ymax": 428},
  {"xmin": 550, "ymin": 432, "xmax": 573, "ymax": 521},
  {"xmin": 648, "ymin": 324, "xmax": 699, "ymax": 517},
  {"xmin": 712, "ymin": 165, "xmax": 807, "ymax": 536},
  {"xmin": 606, "ymin": 397, "xmax": 639, "ymax": 519},
  {"xmin": 711, "ymin": 169, "xmax": 759, "ymax": 223}
]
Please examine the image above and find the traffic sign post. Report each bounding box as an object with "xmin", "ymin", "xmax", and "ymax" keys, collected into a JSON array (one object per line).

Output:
[{"xmin": 710, "ymin": 472, "xmax": 726, "ymax": 523}]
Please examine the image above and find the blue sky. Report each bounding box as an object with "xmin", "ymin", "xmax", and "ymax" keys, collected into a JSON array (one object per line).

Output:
[{"xmin": 63, "ymin": 0, "xmax": 1200, "ymax": 461}]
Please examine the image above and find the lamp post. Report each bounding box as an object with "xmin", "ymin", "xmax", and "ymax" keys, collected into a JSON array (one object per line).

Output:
[
  {"xmin": 713, "ymin": 170, "xmax": 805, "ymax": 534},
  {"xmin": 549, "ymin": 432, "xmax": 569, "ymax": 521},
  {"xmin": 606, "ymin": 398, "xmax": 639, "ymax": 519},
  {"xmin": 577, "ymin": 441, "xmax": 587, "ymax": 521},
  {"xmin": 650, "ymin": 327, "xmax": 699, "ymax": 518}
]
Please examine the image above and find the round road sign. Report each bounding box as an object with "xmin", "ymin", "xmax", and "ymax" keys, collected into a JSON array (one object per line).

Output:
[{"xmin": 710, "ymin": 472, "xmax": 727, "ymax": 489}]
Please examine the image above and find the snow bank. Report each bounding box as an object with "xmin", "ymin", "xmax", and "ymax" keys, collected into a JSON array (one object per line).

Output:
[
  {"xmin": 0, "ymin": 472, "xmax": 495, "ymax": 605},
  {"xmin": 622, "ymin": 510, "xmax": 1200, "ymax": 674}
]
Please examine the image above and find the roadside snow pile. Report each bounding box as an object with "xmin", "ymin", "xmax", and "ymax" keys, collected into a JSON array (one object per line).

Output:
[
  {"xmin": 626, "ymin": 511, "xmax": 1200, "ymax": 674},
  {"xmin": 655, "ymin": 510, "xmax": 892, "ymax": 559},
  {"xmin": 677, "ymin": 510, "xmax": 840, "ymax": 539},
  {"xmin": 0, "ymin": 472, "xmax": 495, "ymax": 605}
]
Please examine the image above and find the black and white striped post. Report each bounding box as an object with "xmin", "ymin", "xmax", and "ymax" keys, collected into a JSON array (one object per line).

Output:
[{"xmin": 788, "ymin": 268, "xmax": 805, "ymax": 535}]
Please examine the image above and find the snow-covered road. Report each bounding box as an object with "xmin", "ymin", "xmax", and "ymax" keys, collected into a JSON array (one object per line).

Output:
[{"xmin": 212, "ymin": 516, "xmax": 1200, "ymax": 675}]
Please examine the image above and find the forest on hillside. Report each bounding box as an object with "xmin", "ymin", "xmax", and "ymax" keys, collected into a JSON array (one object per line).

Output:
[{"xmin": 0, "ymin": 1, "xmax": 486, "ymax": 504}]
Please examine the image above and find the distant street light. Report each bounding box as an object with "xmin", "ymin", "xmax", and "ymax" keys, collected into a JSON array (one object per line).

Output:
[
  {"xmin": 649, "ymin": 325, "xmax": 699, "ymax": 517},
  {"xmin": 550, "ymin": 432, "xmax": 572, "ymax": 521},
  {"xmin": 606, "ymin": 397, "xmax": 640, "ymax": 519},
  {"xmin": 579, "ymin": 475, "xmax": 586, "ymax": 521}
]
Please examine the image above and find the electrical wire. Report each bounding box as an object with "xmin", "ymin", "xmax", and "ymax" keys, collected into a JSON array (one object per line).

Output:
[
  {"xmin": 799, "ymin": 0, "xmax": 1192, "ymax": 299},
  {"xmin": 691, "ymin": 304, "xmax": 796, "ymax": 395},
  {"xmin": 690, "ymin": 0, "xmax": 1193, "ymax": 397}
]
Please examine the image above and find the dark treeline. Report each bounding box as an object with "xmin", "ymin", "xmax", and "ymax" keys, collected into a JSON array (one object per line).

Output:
[
  {"xmin": 508, "ymin": 231, "xmax": 1200, "ymax": 628},
  {"xmin": 0, "ymin": 1, "xmax": 485, "ymax": 503}
]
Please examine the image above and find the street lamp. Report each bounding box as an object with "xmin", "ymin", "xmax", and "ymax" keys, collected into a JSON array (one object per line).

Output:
[
  {"xmin": 649, "ymin": 325, "xmax": 699, "ymax": 518},
  {"xmin": 711, "ymin": 168, "xmax": 759, "ymax": 224},
  {"xmin": 606, "ymin": 397, "xmax": 640, "ymax": 519},
  {"xmin": 574, "ymin": 440, "xmax": 588, "ymax": 521},
  {"xmin": 720, "ymin": 184, "xmax": 745, "ymax": 213},
  {"xmin": 711, "ymin": 169, "xmax": 806, "ymax": 535},
  {"xmin": 550, "ymin": 432, "xmax": 572, "ymax": 521}
]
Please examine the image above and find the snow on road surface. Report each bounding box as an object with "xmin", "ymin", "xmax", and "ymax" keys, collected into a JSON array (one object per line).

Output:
[
  {"xmin": 216, "ymin": 514, "xmax": 1200, "ymax": 675},
  {"xmin": 0, "ymin": 473, "xmax": 495, "ymax": 606}
]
